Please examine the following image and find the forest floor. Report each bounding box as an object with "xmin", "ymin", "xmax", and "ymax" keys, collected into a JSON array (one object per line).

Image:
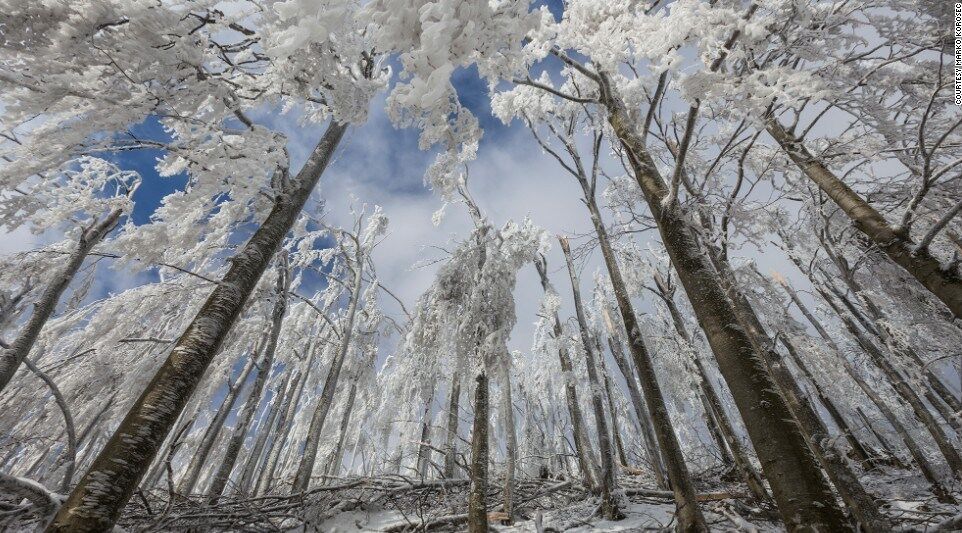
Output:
[
  {"xmin": 3, "ymin": 469, "xmax": 959, "ymax": 531},
  {"xmin": 107, "ymin": 466, "xmax": 959, "ymax": 532}
]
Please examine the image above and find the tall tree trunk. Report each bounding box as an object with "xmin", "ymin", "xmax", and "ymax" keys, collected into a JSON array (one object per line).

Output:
[
  {"xmin": 178, "ymin": 351, "xmax": 259, "ymax": 494},
  {"xmin": 572, "ymin": 157, "xmax": 708, "ymax": 529},
  {"xmin": 602, "ymin": 326, "xmax": 666, "ymax": 489},
  {"xmin": 208, "ymin": 266, "xmax": 288, "ymax": 500},
  {"xmin": 443, "ymin": 371, "xmax": 462, "ymax": 479},
  {"xmin": 559, "ymin": 237, "xmax": 620, "ymax": 520},
  {"xmin": 597, "ymin": 73, "xmax": 848, "ymax": 531},
  {"xmin": 292, "ymin": 249, "xmax": 364, "ymax": 494},
  {"xmin": 0, "ymin": 208, "xmax": 122, "ymax": 393},
  {"xmin": 767, "ymin": 119, "xmax": 962, "ymax": 318},
  {"xmin": 48, "ymin": 121, "xmax": 347, "ymax": 533},
  {"xmin": 532, "ymin": 258, "xmax": 601, "ymax": 489},
  {"xmin": 500, "ymin": 363, "xmax": 517, "ymax": 521},
  {"xmin": 237, "ymin": 371, "xmax": 293, "ymax": 495},
  {"xmin": 778, "ymin": 276, "xmax": 953, "ymax": 500},
  {"xmin": 817, "ymin": 285, "xmax": 962, "ymax": 478},
  {"xmin": 650, "ymin": 274, "xmax": 769, "ymax": 502},
  {"xmin": 256, "ymin": 344, "xmax": 316, "ymax": 495},
  {"xmin": 326, "ymin": 381, "xmax": 358, "ymax": 481},
  {"xmin": 415, "ymin": 385, "xmax": 435, "ymax": 481},
  {"xmin": 467, "ymin": 372, "xmax": 489, "ymax": 533}
]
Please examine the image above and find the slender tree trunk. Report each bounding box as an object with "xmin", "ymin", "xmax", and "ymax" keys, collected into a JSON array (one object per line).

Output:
[
  {"xmin": 23, "ymin": 357, "xmax": 76, "ymax": 493},
  {"xmin": 559, "ymin": 237, "xmax": 620, "ymax": 520},
  {"xmin": 532, "ymin": 258, "xmax": 601, "ymax": 489},
  {"xmin": 208, "ymin": 267, "xmax": 288, "ymax": 500},
  {"xmin": 178, "ymin": 352, "xmax": 259, "ymax": 494},
  {"xmin": 603, "ymin": 328, "xmax": 667, "ymax": 489},
  {"xmin": 780, "ymin": 337, "xmax": 877, "ymax": 465},
  {"xmin": 415, "ymin": 385, "xmax": 435, "ymax": 481},
  {"xmin": 598, "ymin": 351, "xmax": 628, "ymax": 468},
  {"xmin": 48, "ymin": 121, "xmax": 347, "ymax": 533},
  {"xmin": 292, "ymin": 251, "xmax": 364, "ymax": 494},
  {"xmin": 443, "ymin": 371, "xmax": 462, "ymax": 478},
  {"xmin": 597, "ymin": 74, "xmax": 848, "ymax": 531},
  {"xmin": 237, "ymin": 371, "xmax": 293, "ymax": 494},
  {"xmin": 326, "ymin": 381, "xmax": 359, "ymax": 481},
  {"xmin": 650, "ymin": 274, "xmax": 769, "ymax": 502},
  {"xmin": 653, "ymin": 275, "xmax": 732, "ymax": 467},
  {"xmin": 0, "ymin": 208, "xmax": 122, "ymax": 393},
  {"xmin": 257, "ymin": 345, "xmax": 316, "ymax": 495},
  {"xmin": 767, "ymin": 119, "xmax": 962, "ymax": 318},
  {"xmin": 72, "ymin": 394, "xmax": 118, "ymax": 477},
  {"xmin": 467, "ymin": 372, "xmax": 489, "ymax": 533},
  {"xmin": 574, "ymin": 161, "xmax": 707, "ymax": 528},
  {"xmin": 500, "ymin": 364, "xmax": 517, "ymax": 521},
  {"xmin": 817, "ymin": 285, "xmax": 962, "ymax": 478},
  {"xmin": 779, "ymin": 277, "xmax": 953, "ymax": 500}
]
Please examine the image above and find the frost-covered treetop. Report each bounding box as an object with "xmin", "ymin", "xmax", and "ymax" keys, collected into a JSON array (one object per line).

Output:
[{"xmin": 0, "ymin": 157, "xmax": 138, "ymax": 235}]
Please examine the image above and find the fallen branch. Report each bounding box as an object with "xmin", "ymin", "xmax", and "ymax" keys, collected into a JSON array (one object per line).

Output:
[{"xmin": 624, "ymin": 488, "xmax": 748, "ymax": 502}]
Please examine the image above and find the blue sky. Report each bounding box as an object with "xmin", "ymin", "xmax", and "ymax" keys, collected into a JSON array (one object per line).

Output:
[{"xmin": 0, "ymin": 0, "xmax": 813, "ymax": 362}]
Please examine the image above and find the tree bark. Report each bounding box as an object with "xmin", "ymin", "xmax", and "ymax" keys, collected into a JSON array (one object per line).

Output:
[
  {"xmin": 47, "ymin": 120, "xmax": 347, "ymax": 533},
  {"xmin": 208, "ymin": 266, "xmax": 288, "ymax": 500},
  {"xmin": 767, "ymin": 119, "xmax": 962, "ymax": 319},
  {"xmin": 467, "ymin": 372, "xmax": 489, "ymax": 533},
  {"xmin": 0, "ymin": 208, "xmax": 122, "ymax": 393},
  {"xmin": 559, "ymin": 236, "xmax": 620, "ymax": 520},
  {"xmin": 598, "ymin": 73, "xmax": 848, "ymax": 531},
  {"xmin": 443, "ymin": 371, "xmax": 462, "ymax": 479}
]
